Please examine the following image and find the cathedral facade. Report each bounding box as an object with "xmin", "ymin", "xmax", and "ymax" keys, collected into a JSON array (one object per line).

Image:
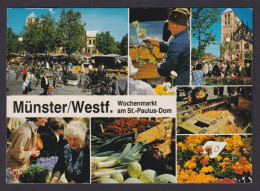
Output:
[{"xmin": 221, "ymin": 8, "xmax": 253, "ymax": 61}]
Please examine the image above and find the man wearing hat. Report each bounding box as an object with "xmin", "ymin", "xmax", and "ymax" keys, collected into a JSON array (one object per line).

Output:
[{"xmin": 144, "ymin": 8, "xmax": 190, "ymax": 85}]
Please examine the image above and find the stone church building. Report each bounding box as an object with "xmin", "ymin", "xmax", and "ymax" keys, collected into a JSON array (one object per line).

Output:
[{"xmin": 221, "ymin": 8, "xmax": 253, "ymax": 61}]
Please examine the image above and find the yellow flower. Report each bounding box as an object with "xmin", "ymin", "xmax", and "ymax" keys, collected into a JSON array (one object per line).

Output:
[
  {"xmin": 223, "ymin": 157, "xmax": 230, "ymax": 162},
  {"xmin": 216, "ymin": 155, "xmax": 223, "ymax": 161},
  {"xmin": 177, "ymin": 142, "xmax": 187, "ymax": 150},
  {"xmin": 201, "ymin": 166, "xmax": 214, "ymax": 173},
  {"xmin": 184, "ymin": 161, "xmax": 197, "ymax": 169}
]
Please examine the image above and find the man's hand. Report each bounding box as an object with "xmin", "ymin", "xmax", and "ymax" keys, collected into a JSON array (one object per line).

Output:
[
  {"xmin": 31, "ymin": 148, "xmax": 40, "ymax": 157},
  {"xmin": 143, "ymin": 37, "xmax": 159, "ymax": 47}
]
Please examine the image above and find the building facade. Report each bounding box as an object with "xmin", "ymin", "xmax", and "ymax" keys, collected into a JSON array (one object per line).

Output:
[
  {"xmin": 85, "ymin": 31, "xmax": 99, "ymax": 54},
  {"xmin": 26, "ymin": 12, "xmax": 37, "ymax": 27},
  {"xmin": 221, "ymin": 8, "xmax": 253, "ymax": 61}
]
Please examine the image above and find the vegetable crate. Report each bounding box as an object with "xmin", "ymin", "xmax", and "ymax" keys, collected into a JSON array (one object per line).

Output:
[
  {"xmin": 135, "ymin": 121, "xmax": 171, "ymax": 156},
  {"xmin": 100, "ymin": 119, "xmax": 172, "ymax": 156}
]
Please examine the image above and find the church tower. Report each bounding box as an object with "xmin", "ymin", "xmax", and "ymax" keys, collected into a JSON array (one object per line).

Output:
[
  {"xmin": 221, "ymin": 8, "xmax": 252, "ymax": 61},
  {"xmin": 26, "ymin": 12, "xmax": 37, "ymax": 27},
  {"xmin": 221, "ymin": 8, "xmax": 240, "ymax": 43}
]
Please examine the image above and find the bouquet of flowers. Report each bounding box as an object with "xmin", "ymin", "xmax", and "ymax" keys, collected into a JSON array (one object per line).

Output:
[
  {"xmin": 177, "ymin": 135, "xmax": 252, "ymax": 183},
  {"xmin": 204, "ymin": 76, "xmax": 252, "ymax": 85},
  {"xmin": 19, "ymin": 165, "xmax": 49, "ymax": 183},
  {"xmin": 36, "ymin": 157, "xmax": 58, "ymax": 171},
  {"xmin": 154, "ymin": 82, "xmax": 176, "ymax": 95},
  {"xmin": 17, "ymin": 157, "xmax": 59, "ymax": 183},
  {"xmin": 6, "ymin": 168, "xmax": 21, "ymax": 183}
]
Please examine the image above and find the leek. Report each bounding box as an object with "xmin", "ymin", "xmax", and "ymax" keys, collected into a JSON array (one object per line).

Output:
[
  {"xmin": 92, "ymin": 169, "xmax": 127, "ymax": 178},
  {"xmin": 91, "ymin": 156, "xmax": 110, "ymax": 162}
]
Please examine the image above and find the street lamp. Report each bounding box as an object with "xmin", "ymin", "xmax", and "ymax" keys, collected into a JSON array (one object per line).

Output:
[
  {"xmin": 18, "ymin": 37, "xmax": 23, "ymax": 56},
  {"xmin": 225, "ymin": 38, "xmax": 230, "ymax": 62}
]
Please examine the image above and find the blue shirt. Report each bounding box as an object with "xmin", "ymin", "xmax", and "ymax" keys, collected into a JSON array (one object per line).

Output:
[
  {"xmin": 192, "ymin": 70, "xmax": 204, "ymax": 86},
  {"xmin": 157, "ymin": 29, "xmax": 190, "ymax": 85}
]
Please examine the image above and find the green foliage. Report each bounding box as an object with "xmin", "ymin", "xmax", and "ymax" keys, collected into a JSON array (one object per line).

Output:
[
  {"xmin": 56, "ymin": 9, "xmax": 86, "ymax": 57},
  {"xmin": 191, "ymin": 48, "xmax": 205, "ymax": 61},
  {"xmin": 192, "ymin": 8, "xmax": 222, "ymax": 60},
  {"xmin": 96, "ymin": 31, "xmax": 120, "ymax": 55},
  {"xmin": 40, "ymin": 13, "xmax": 57, "ymax": 55},
  {"xmin": 120, "ymin": 33, "xmax": 128, "ymax": 55},
  {"xmin": 220, "ymin": 41, "xmax": 236, "ymax": 59},
  {"xmin": 131, "ymin": 21, "xmax": 158, "ymax": 66},
  {"xmin": 83, "ymin": 69, "xmax": 112, "ymax": 95},
  {"xmin": 24, "ymin": 18, "xmax": 42, "ymax": 55},
  {"xmin": 7, "ymin": 28, "xmax": 20, "ymax": 54},
  {"xmin": 19, "ymin": 165, "xmax": 49, "ymax": 183}
]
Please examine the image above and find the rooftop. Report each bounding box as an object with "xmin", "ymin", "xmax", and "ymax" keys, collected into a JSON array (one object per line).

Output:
[
  {"xmin": 86, "ymin": 31, "xmax": 99, "ymax": 37},
  {"xmin": 223, "ymin": 8, "xmax": 241, "ymax": 23},
  {"xmin": 27, "ymin": 12, "xmax": 37, "ymax": 18},
  {"xmin": 223, "ymin": 8, "xmax": 233, "ymax": 14}
]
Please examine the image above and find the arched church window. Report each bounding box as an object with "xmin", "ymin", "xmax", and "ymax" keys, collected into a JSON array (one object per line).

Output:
[{"xmin": 244, "ymin": 43, "xmax": 249, "ymax": 50}]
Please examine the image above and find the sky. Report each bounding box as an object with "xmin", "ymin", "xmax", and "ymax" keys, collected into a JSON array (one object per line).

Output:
[
  {"xmin": 7, "ymin": 8, "xmax": 128, "ymax": 42},
  {"xmin": 192, "ymin": 8, "xmax": 253, "ymax": 57}
]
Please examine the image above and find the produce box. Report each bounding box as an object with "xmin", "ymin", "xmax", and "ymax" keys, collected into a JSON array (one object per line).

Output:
[
  {"xmin": 101, "ymin": 119, "xmax": 170, "ymax": 155},
  {"xmin": 155, "ymin": 140, "xmax": 171, "ymax": 156},
  {"xmin": 238, "ymin": 96, "xmax": 252, "ymax": 112},
  {"xmin": 135, "ymin": 122, "xmax": 165, "ymax": 144}
]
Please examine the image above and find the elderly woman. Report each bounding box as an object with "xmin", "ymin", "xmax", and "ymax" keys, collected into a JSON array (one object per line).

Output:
[
  {"xmin": 38, "ymin": 118, "xmax": 67, "ymax": 158},
  {"xmin": 6, "ymin": 118, "xmax": 48, "ymax": 172},
  {"xmin": 50, "ymin": 120, "xmax": 90, "ymax": 183}
]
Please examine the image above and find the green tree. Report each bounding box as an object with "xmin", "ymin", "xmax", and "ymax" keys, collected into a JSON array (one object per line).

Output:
[
  {"xmin": 7, "ymin": 28, "xmax": 20, "ymax": 54},
  {"xmin": 23, "ymin": 18, "xmax": 42, "ymax": 56},
  {"xmin": 191, "ymin": 47, "xmax": 205, "ymax": 61},
  {"xmin": 56, "ymin": 9, "xmax": 86, "ymax": 57},
  {"xmin": 192, "ymin": 8, "xmax": 221, "ymax": 62},
  {"xmin": 220, "ymin": 41, "xmax": 236, "ymax": 60},
  {"xmin": 120, "ymin": 33, "xmax": 128, "ymax": 55},
  {"xmin": 96, "ymin": 31, "xmax": 119, "ymax": 55},
  {"xmin": 40, "ymin": 13, "xmax": 57, "ymax": 56}
]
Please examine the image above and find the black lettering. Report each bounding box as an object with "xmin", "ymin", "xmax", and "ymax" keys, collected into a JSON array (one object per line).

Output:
[{"xmin": 13, "ymin": 101, "xmax": 23, "ymax": 113}]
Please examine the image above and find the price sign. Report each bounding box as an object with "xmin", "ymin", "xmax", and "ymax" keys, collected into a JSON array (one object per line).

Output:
[{"xmin": 202, "ymin": 141, "xmax": 227, "ymax": 158}]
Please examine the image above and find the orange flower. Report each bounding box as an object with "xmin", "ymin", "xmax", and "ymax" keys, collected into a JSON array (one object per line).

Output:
[
  {"xmin": 205, "ymin": 147, "xmax": 212, "ymax": 154},
  {"xmin": 239, "ymin": 156, "xmax": 248, "ymax": 164},
  {"xmin": 184, "ymin": 160, "xmax": 197, "ymax": 169},
  {"xmin": 195, "ymin": 146, "xmax": 204, "ymax": 154},
  {"xmin": 200, "ymin": 156, "xmax": 210, "ymax": 166}
]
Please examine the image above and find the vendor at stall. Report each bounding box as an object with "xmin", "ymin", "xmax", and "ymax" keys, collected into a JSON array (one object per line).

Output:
[
  {"xmin": 143, "ymin": 8, "xmax": 190, "ymax": 85},
  {"xmin": 50, "ymin": 120, "xmax": 90, "ymax": 183}
]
